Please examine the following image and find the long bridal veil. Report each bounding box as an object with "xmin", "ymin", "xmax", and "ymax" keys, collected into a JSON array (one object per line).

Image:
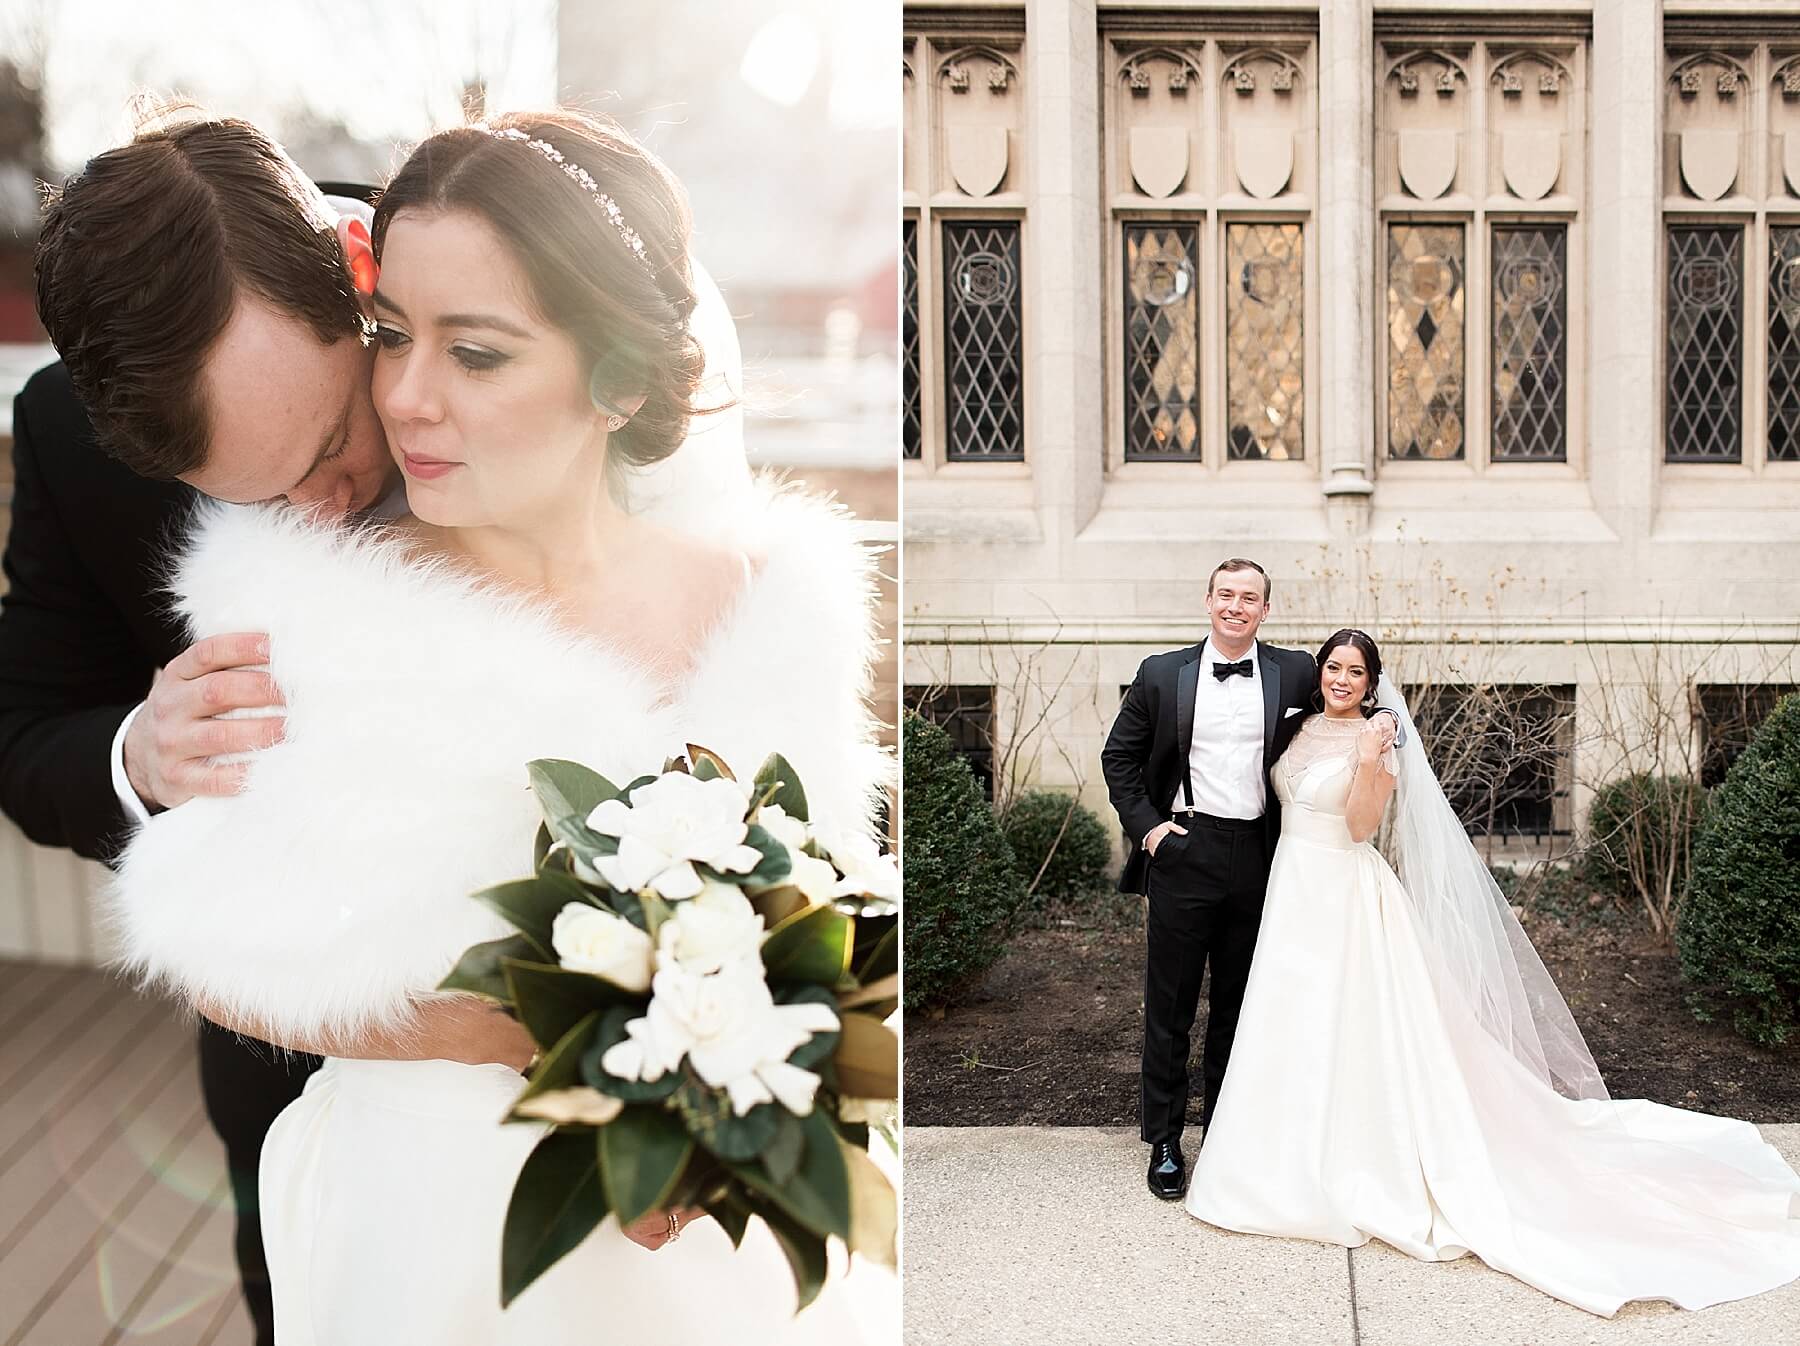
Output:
[{"xmin": 1375, "ymin": 674, "xmax": 1609, "ymax": 1102}]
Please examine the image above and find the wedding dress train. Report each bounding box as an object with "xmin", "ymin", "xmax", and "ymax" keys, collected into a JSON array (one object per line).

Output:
[{"xmin": 1186, "ymin": 713, "xmax": 1800, "ymax": 1316}]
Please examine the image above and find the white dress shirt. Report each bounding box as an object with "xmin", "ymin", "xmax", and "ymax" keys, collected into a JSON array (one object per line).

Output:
[{"xmin": 1174, "ymin": 638, "xmax": 1266, "ymax": 821}]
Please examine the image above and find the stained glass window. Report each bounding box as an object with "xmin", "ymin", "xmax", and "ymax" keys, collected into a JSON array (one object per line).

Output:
[
  {"xmin": 942, "ymin": 221, "xmax": 1024, "ymax": 461},
  {"xmin": 903, "ymin": 218, "xmax": 921, "ymax": 460},
  {"xmin": 1226, "ymin": 223, "xmax": 1304, "ymax": 460},
  {"xmin": 1490, "ymin": 225, "xmax": 1567, "ymax": 461},
  {"xmin": 1124, "ymin": 224, "xmax": 1200, "ymax": 460},
  {"xmin": 1387, "ymin": 224, "xmax": 1466, "ymax": 460},
  {"xmin": 1768, "ymin": 227, "xmax": 1800, "ymax": 463},
  {"xmin": 1666, "ymin": 224, "xmax": 1743, "ymax": 463}
]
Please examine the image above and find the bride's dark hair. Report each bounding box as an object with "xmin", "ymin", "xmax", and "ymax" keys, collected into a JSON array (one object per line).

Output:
[
  {"xmin": 1309, "ymin": 628, "xmax": 1383, "ymax": 716},
  {"xmin": 371, "ymin": 108, "xmax": 708, "ymax": 471}
]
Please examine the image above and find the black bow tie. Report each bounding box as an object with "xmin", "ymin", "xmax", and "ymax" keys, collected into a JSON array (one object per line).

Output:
[{"xmin": 1212, "ymin": 658, "xmax": 1253, "ymax": 681}]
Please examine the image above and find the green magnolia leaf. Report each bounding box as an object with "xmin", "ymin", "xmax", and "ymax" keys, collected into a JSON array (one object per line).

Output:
[
  {"xmin": 474, "ymin": 871, "xmax": 597, "ymax": 960},
  {"xmin": 706, "ymin": 1192, "xmax": 752, "ymax": 1250},
  {"xmin": 500, "ymin": 1129, "xmax": 608, "ymax": 1308},
  {"xmin": 762, "ymin": 903, "xmax": 853, "ymax": 987},
  {"xmin": 778, "ymin": 984, "xmax": 841, "ymax": 1070},
  {"xmin": 718, "ymin": 824, "xmax": 792, "ymax": 892},
  {"xmin": 435, "ymin": 933, "xmax": 534, "ymax": 1003},
  {"xmin": 685, "ymin": 744, "xmax": 736, "ymax": 781},
  {"xmin": 673, "ymin": 1075, "xmax": 781, "ymax": 1162},
  {"xmin": 532, "ymin": 821, "xmax": 554, "ymax": 871},
  {"xmin": 728, "ymin": 1108, "xmax": 852, "ymax": 1242},
  {"xmin": 852, "ymin": 915, "xmax": 899, "ymax": 983},
  {"xmin": 752, "ymin": 752, "xmax": 809, "ymax": 823},
  {"xmin": 832, "ymin": 1013, "xmax": 899, "ymax": 1099},
  {"xmin": 527, "ymin": 758, "xmax": 622, "ymax": 829},
  {"xmin": 503, "ymin": 960, "xmax": 638, "ymax": 1050},
  {"xmin": 600, "ymin": 1105, "xmax": 694, "ymax": 1226},
  {"xmin": 757, "ymin": 1202, "xmax": 830, "ymax": 1311},
  {"xmin": 762, "ymin": 1109, "xmax": 807, "ymax": 1185},
  {"xmin": 580, "ymin": 1006, "xmax": 681, "ymax": 1102},
  {"xmin": 507, "ymin": 1011, "xmax": 600, "ymax": 1122}
]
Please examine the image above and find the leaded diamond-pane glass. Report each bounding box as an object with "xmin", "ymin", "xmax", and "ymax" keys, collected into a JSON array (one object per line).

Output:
[
  {"xmin": 1768, "ymin": 227, "xmax": 1800, "ymax": 462},
  {"xmin": 1387, "ymin": 224, "xmax": 1466, "ymax": 460},
  {"xmin": 943, "ymin": 221, "xmax": 1024, "ymax": 461},
  {"xmin": 1666, "ymin": 225, "xmax": 1742, "ymax": 463},
  {"xmin": 1124, "ymin": 225, "xmax": 1200, "ymax": 460},
  {"xmin": 1226, "ymin": 223, "xmax": 1304, "ymax": 461},
  {"xmin": 903, "ymin": 218, "xmax": 921, "ymax": 460},
  {"xmin": 1491, "ymin": 225, "xmax": 1567, "ymax": 462}
]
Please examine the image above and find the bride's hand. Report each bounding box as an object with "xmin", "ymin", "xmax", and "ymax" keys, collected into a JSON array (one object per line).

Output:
[
  {"xmin": 620, "ymin": 1206, "xmax": 709, "ymax": 1252},
  {"xmin": 1358, "ymin": 716, "xmax": 1396, "ymax": 764}
]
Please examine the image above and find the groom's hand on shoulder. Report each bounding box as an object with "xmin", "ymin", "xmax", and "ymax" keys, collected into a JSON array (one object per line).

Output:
[{"xmin": 124, "ymin": 632, "xmax": 286, "ymax": 811}]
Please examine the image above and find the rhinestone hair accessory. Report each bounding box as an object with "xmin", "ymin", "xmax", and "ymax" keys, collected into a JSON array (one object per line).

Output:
[{"xmin": 480, "ymin": 126, "xmax": 652, "ymax": 274}]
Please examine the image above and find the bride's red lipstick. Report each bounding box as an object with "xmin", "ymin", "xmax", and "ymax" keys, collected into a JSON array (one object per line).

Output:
[{"xmin": 402, "ymin": 453, "xmax": 460, "ymax": 481}]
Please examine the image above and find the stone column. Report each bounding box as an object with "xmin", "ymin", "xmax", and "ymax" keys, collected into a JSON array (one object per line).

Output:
[
  {"xmin": 1028, "ymin": 0, "xmax": 1105, "ymax": 538},
  {"xmin": 1318, "ymin": 0, "xmax": 1376, "ymax": 536},
  {"xmin": 1588, "ymin": 0, "xmax": 1661, "ymax": 544}
]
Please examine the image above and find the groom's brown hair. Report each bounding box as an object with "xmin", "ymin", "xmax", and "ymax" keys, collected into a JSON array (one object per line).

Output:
[{"xmin": 33, "ymin": 101, "xmax": 366, "ymax": 480}]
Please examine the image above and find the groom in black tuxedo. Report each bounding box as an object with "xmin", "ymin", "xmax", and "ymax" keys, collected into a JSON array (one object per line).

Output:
[
  {"xmin": 1101, "ymin": 558, "xmax": 1314, "ymax": 1200},
  {"xmin": 4, "ymin": 111, "xmax": 443, "ymax": 1345}
]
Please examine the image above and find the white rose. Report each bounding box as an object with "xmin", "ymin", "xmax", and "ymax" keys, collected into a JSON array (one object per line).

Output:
[
  {"xmin": 587, "ymin": 772, "xmax": 762, "ymax": 901},
  {"xmin": 550, "ymin": 903, "xmax": 654, "ymax": 993},
  {"xmin": 601, "ymin": 963, "xmax": 839, "ymax": 1117},
  {"xmin": 816, "ymin": 829, "xmax": 901, "ymax": 902},
  {"xmin": 658, "ymin": 882, "xmax": 766, "ymax": 976},
  {"xmin": 758, "ymin": 803, "xmax": 810, "ymax": 852}
]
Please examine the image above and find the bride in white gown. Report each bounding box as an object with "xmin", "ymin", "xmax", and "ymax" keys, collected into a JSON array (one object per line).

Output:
[
  {"xmin": 106, "ymin": 110, "xmax": 892, "ymax": 1342},
  {"xmin": 1186, "ymin": 629, "xmax": 1800, "ymax": 1315}
]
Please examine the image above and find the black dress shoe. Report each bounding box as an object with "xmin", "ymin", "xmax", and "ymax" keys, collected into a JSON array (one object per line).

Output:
[{"xmin": 1146, "ymin": 1140, "xmax": 1187, "ymax": 1200}]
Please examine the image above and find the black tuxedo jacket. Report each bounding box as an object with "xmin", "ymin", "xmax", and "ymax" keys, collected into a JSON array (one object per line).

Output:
[
  {"xmin": 0, "ymin": 362, "xmax": 196, "ymax": 862},
  {"xmin": 1101, "ymin": 640, "xmax": 1317, "ymax": 895}
]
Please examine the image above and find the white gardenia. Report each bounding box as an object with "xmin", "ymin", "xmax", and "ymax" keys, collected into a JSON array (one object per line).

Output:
[
  {"xmin": 816, "ymin": 829, "xmax": 901, "ymax": 902},
  {"xmin": 587, "ymin": 772, "xmax": 763, "ymax": 901},
  {"xmin": 550, "ymin": 902, "xmax": 654, "ymax": 993},
  {"xmin": 601, "ymin": 962, "xmax": 840, "ymax": 1116},
  {"xmin": 786, "ymin": 850, "xmax": 841, "ymax": 906},
  {"xmin": 758, "ymin": 803, "xmax": 810, "ymax": 852},
  {"xmin": 658, "ymin": 883, "xmax": 766, "ymax": 976}
]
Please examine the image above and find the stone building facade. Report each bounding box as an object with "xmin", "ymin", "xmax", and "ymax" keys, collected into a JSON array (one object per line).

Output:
[{"xmin": 903, "ymin": 0, "xmax": 1800, "ymax": 858}]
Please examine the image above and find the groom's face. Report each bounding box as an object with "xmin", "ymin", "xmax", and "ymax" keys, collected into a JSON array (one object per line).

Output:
[
  {"xmin": 182, "ymin": 295, "xmax": 397, "ymax": 515},
  {"xmin": 1206, "ymin": 568, "xmax": 1269, "ymax": 649}
]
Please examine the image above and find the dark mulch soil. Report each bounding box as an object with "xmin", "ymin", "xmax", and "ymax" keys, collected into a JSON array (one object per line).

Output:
[{"xmin": 904, "ymin": 898, "xmax": 1800, "ymax": 1127}]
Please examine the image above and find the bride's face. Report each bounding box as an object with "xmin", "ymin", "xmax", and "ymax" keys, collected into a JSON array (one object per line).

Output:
[
  {"xmin": 1319, "ymin": 643, "xmax": 1371, "ymax": 716},
  {"xmin": 369, "ymin": 209, "xmax": 607, "ymax": 528}
]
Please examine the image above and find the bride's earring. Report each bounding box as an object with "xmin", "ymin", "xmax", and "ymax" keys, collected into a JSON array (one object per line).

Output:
[{"xmin": 605, "ymin": 414, "xmax": 628, "ymax": 433}]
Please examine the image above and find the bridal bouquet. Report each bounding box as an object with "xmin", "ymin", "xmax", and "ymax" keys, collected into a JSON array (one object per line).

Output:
[{"xmin": 437, "ymin": 747, "xmax": 900, "ymax": 1310}]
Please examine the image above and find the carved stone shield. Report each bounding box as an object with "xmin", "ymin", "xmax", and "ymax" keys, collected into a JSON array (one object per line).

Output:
[
  {"xmin": 1679, "ymin": 129, "xmax": 1739, "ymax": 202},
  {"xmin": 1129, "ymin": 127, "xmax": 1189, "ymax": 199},
  {"xmin": 1234, "ymin": 125, "xmax": 1293, "ymax": 199},
  {"xmin": 1397, "ymin": 128, "xmax": 1458, "ymax": 200},
  {"xmin": 948, "ymin": 126, "xmax": 1008, "ymax": 198},
  {"xmin": 1500, "ymin": 129, "xmax": 1560, "ymax": 201}
]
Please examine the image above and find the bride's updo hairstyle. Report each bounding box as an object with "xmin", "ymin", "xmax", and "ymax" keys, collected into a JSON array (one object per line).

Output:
[
  {"xmin": 371, "ymin": 109, "xmax": 706, "ymax": 471},
  {"xmin": 1310, "ymin": 628, "xmax": 1384, "ymax": 715}
]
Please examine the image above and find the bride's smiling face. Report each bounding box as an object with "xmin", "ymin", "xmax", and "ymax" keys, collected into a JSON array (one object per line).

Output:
[
  {"xmin": 1319, "ymin": 643, "xmax": 1371, "ymax": 716},
  {"xmin": 370, "ymin": 209, "xmax": 622, "ymax": 527}
]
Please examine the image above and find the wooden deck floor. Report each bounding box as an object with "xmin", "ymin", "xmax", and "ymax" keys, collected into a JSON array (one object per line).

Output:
[{"xmin": 0, "ymin": 959, "xmax": 254, "ymax": 1346}]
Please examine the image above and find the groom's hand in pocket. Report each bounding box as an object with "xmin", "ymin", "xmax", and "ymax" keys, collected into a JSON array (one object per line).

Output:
[
  {"xmin": 1144, "ymin": 820, "xmax": 1188, "ymax": 856},
  {"xmin": 124, "ymin": 632, "xmax": 286, "ymax": 811}
]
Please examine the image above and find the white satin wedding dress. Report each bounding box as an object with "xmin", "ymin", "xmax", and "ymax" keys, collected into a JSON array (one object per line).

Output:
[{"xmin": 1186, "ymin": 713, "xmax": 1800, "ymax": 1315}]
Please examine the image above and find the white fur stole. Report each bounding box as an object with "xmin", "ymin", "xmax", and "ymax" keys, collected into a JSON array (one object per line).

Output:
[{"xmin": 105, "ymin": 480, "xmax": 888, "ymax": 1042}]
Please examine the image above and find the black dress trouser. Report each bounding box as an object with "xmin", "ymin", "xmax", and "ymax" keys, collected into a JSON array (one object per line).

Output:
[
  {"xmin": 196, "ymin": 1019, "xmax": 321, "ymax": 1346},
  {"xmin": 1140, "ymin": 810, "xmax": 1272, "ymax": 1145}
]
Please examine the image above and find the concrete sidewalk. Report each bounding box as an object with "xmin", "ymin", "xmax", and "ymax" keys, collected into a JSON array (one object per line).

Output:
[{"xmin": 904, "ymin": 1126, "xmax": 1800, "ymax": 1346}]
